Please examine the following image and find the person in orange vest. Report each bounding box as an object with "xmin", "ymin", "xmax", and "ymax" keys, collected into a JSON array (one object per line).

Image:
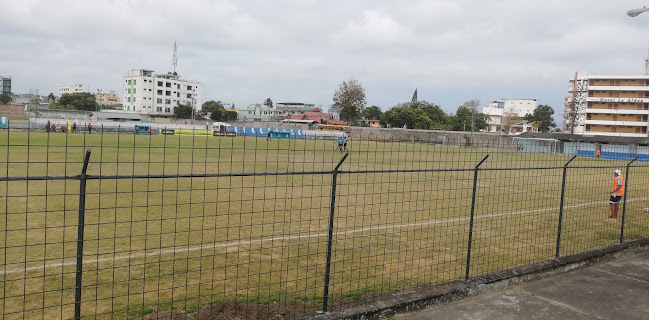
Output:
[
  {"xmin": 596, "ymin": 149, "xmax": 601, "ymax": 158},
  {"xmin": 609, "ymin": 169, "xmax": 624, "ymax": 218}
]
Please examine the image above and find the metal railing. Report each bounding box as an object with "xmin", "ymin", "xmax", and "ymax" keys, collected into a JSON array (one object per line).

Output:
[{"xmin": 1, "ymin": 128, "xmax": 648, "ymax": 319}]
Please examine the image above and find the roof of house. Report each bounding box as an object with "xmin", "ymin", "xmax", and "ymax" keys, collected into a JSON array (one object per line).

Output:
[
  {"xmin": 288, "ymin": 109, "xmax": 347, "ymax": 125},
  {"xmin": 516, "ymin": 132, "xmax": 649, "ymax": 145}
]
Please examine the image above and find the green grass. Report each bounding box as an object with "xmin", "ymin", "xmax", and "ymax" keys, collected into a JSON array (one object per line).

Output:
[{"xmin": 1, "ymin": 131, "xmax": 648, "ymax": 319}]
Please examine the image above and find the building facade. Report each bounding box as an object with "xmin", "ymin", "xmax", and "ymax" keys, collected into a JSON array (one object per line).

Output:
[
  {"xmin": 482, "ymin": 99, "xmax": 537, "ymax": 134},
  {"xmin": 238, "ymin": 102, "xmax": 316, "ymax": 121},
  {"xmin": 1, "ymin": 75, "xmax": 11, "ymax": 95},
  {"xmin": 96, "ymin": 91, "xmax": 121, "ymax": 106},
  {"xmin": 58, "ymin": 84, "xmax": 85, "ymax": 96},
  {"xmin": 567, "ymin": 75, "xmax": 649, "ymax": 137},
  {"xmin": 122, "ymin": 69, "xmax": 203, "ymax": 116}
]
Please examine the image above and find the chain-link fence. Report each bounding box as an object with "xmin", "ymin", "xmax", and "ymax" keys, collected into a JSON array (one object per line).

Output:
[{"xmin": 1, "ymin": 128, "xmax": 648, "ymax": 319}]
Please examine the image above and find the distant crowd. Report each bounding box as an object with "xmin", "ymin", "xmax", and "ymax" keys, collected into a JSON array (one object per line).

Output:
[{"xmin": 45, "ymin": 121, "xmax": 92, "ymax": 134}]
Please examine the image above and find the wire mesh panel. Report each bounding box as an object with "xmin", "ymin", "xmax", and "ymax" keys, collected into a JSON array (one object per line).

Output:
[{"xmin": 1, "ymin": 129, "xmax": 649, "ymax": 319}]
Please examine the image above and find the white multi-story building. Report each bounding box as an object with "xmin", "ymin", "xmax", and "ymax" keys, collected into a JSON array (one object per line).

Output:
[
  {"xmin": 58, "ymin": 84, "xmax": 85, "ymax": 96},
  {"xmin": 122, "ymin": 69, "xmax": 203, "ymax": 116},
  {"xmin": 567, "ymin": 75, "xmax": 649, "ymax": 137},
  {"xmin": 482, "ymin": 99, "xmax": 537, "ymax": 134}
]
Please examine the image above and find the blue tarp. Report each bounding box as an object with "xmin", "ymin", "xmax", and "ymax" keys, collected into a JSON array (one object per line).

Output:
[
  {"xmin": 229, "ymin": 127, "xmax": 304, "ymax": 138},
  {"xmin": 577, "ymin": 150, "xmax": 649, "ymax": 161}
]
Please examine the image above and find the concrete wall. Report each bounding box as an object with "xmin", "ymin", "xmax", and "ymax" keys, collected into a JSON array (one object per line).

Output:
[
  {"xmin": 0, "ymin": 104, "xmax": 26, "ymax": 116},
  {"xmin": 350, "ymin": 126, "xmax": 517, "ymax": 148}
]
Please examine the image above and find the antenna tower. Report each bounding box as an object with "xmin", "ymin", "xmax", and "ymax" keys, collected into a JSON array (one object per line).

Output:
[
  {"xmin": 173, "ymin": 41, "xmax": 178, "ymax": 74},
  {"xmin": 645, "ymin": 47, "xmax": 649, "ymax": 75}
]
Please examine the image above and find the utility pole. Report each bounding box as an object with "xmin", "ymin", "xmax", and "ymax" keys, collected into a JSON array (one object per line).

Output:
[{"xmin": 471, "ymin": 106, "xmax": 475, "ymax": 145}]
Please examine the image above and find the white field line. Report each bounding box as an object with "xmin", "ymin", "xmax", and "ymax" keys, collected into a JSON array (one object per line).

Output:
[{"xmin": 2, "ymin": 197, "xmax": 647, "ymax": 276}]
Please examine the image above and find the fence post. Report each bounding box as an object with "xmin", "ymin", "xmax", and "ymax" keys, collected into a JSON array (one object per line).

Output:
[
  {"xmin": 74, "ymin": 150, "xmax": 92, "ymax": 320},
  {"xmin": 465, "ymin": 154, "xmax": 489, "ymax": 281},
  {"xmin": 620, "ymin": 156, "xmax": 639, "ymax": 243},
  {"xmin": 321, "ymin": 153, "xmax": 349, "ymax": 313},
  {"xmin": 555, "ymin": 155, "xmax": 577, "ymax": 258}
]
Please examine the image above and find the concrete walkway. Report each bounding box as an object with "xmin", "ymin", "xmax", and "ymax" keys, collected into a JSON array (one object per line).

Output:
[{"xmin": 394, "ymin": 248, "xmax": 649, "ymax": 320}]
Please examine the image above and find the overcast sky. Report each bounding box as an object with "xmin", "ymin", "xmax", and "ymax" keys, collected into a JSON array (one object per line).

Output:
[{"xmin": 2, "ymin": 0, "xmax": 649, "ymax": 124}]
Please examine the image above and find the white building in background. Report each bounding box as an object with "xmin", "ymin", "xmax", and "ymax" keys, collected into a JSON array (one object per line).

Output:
[
  {"xmin": 482, "ymin": 99, "xmax": 537, "ymax": 134},
  {"xmin": 58, "ymin": 84, "xmax": 85, "ymax": 96},
  {"xmin": 122, "ymin": 69, "xmax": 203, "ymax": 116}
]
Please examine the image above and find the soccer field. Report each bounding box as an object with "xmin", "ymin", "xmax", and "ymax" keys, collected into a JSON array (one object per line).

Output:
[{"xmin": 1, "ymin": 131, "xmax": 649, "ymax": 319}]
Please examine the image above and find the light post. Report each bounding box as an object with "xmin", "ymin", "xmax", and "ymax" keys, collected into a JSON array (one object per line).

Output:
[{"xmin": 628, "ymin": 6, "xmax": 649, "ymax": 17}]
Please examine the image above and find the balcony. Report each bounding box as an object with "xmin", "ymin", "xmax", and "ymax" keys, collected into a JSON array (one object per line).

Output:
[
  {"xmin": 586, "ymin": 108, "xmax": 649, "ymax": 115},
  {"xmin": 586, "ymin": 85, "xmax": 649, "ymax": 91},
  {"xmin": 584, "ymin": 119, "xmax": 647, "ymax": 126}
]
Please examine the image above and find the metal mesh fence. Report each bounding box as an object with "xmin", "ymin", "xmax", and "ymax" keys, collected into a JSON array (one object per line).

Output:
[{"xmin": 1, "ymin": 128, "xmax": 648, "ymax": 319}]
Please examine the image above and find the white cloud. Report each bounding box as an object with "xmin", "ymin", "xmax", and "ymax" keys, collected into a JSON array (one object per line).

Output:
[{"xmin": 1, "ymin": 0, "xmax": 649, "ymax": 122}]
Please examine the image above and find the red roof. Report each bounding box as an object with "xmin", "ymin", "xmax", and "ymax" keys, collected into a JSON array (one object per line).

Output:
[{"xmin": 289, "ymin": 111, "xmax": 347, "ymax": 125}]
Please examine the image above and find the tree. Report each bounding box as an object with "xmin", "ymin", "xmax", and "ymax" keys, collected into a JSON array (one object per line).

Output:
[
  {"xmin": 209, "ymin": 108, "xmax": 228, "ymax": 121},
  {"xmin": 0, "ymin": 94, "xmax": 10, "ymax": 104},
  {"xmin": 226, "ymin": 111, "xmax": 238, "ymax": 121},
  {"xmin": 362, "ymin": 106, "xmax": 383, "ymax": 120},
  {"xmin": 450, "ymin": 105, "xmax": 490, "ymax": 131},
  {"xmin": 50, "ymin": 93, "xmax": 98, "ymax": 111},
  {"xmin": 524, "ymin": 105, "xmax": 556, "ymax": 133},
  {"xmin": 174, "ymin": 103, "xmax": 195, "ymax": 119},
  {"xmin": 47, "ymin": 93, "xmax": 55, "ymax": 104},
  {"xmin": 332, "ymin": 78, "xmax": 366, "ymax": 125},
  {"xmin": 264, "ymin": 98, "xmax": 273, "ymax": 108},
  {"xmin": 418, "ymin": 101, "xmax": 449, "ymax": 129},
  {"xmin": 381, "ymin": 107, "xmax": 433, "ymax": 129},
  {"xmin": 202, "ymin": 100, "xmax": 224, "ymax": 113},
  {"xmin": 500, "ymin": 110, "xmax": 518, "ymax": 134}
]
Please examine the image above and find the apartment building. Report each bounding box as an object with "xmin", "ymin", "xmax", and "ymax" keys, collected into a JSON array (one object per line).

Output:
[
  {"xmin": 567, "ymin": 75, "xmax": 649, "ymax": 137},
  {"xmin": 58, "ymin": 84, "xmax": 85, "ymax": 96},
  {"xmin": 1, "ymin": 75, "xmax": 10, "ymax": 95},
  {"xmin": 96, "ymin": 91, "xmax": 121, "ymax": 106},
  {"xmin": 123, "ymin": 69, "xmax": 202, "ymax": 116},
  {"xmin": 482, "ymin": 99, "xmax": 537, "ymax": 134}
]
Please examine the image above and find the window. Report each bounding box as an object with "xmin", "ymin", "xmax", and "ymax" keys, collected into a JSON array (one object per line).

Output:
[
  {"xmin": 133, "ymin": 97, "xmax": 136, "ymax": 102},
  {"xmin": 166, "ymin": 91, "xmax": 171, "ymax": 96},
  {"xmin": 157, "ymin": 90, "xmax": 162, "ymax": 95},
  {"xmin": 133, "ymin": 88, "xmax": 136, "ymax": 94},
  {"xmin": 186, "ymin": 94, "xmax": 192, "ymax": 98},
  {"xmin": 157, "ymin": 98, "xmax": 162, "ymax": 103},
  {"xmin": 177, "ymin": 84, "xmax": 180, "ymax": 89},
  {"xmin": 133, "ymin": 80, "xmax": 136, "ymax": 85},
  {"xmin": 126, "ymin": 97, "xmax": 130, "ymax": 102},
  {"xmin": 165, "ymin": 108, "xmax": 170, "ymax": 113},
  {"xmin": 187, "ymin": 85, "xmax": 192, "ymax": 91},
  {"xmin": 157, "ymin": 107, "xmax": 162, "ymax": 112},
  {"xmin": 165, "ymin": 99, "xmax": 171, "ymax": 104},
  {"xmin": 177, "ymin": 93, "xmax": 180, "ymax": 97},
  {"xmin": 158, "ymin": 81, "xmax": 163, "ymax": 86},
  {"xmin": 166, "ymin": 82, "xmax": 171, "ymax": 88}
]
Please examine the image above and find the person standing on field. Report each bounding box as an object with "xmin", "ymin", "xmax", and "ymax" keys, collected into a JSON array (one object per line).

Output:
[
  {"xmin": 609, "ymin": 169, "xmax": 624, "ymax": 218},
  {"xmin": 72, "ymin": 122, "xmax": 77, "ymax": 133},
  {"xmin": 87, "ymin": 122, "xmax": 92, "ymax": 134}
]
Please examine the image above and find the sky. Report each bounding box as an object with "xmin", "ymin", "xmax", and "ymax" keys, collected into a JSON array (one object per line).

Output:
[{"xmin": 2, "ymin": 0, "xmax": 649, "ymax": 125}]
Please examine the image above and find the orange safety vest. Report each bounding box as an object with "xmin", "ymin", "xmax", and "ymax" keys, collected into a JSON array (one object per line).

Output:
[{"xmin": 612, "ymin": 176, "xmax": 624, "ymax": 195}]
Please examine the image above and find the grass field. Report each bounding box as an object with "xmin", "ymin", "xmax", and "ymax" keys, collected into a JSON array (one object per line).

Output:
[{"xmin": 1, "ymin": 131, "xmax": 649, "ymax": 319}]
